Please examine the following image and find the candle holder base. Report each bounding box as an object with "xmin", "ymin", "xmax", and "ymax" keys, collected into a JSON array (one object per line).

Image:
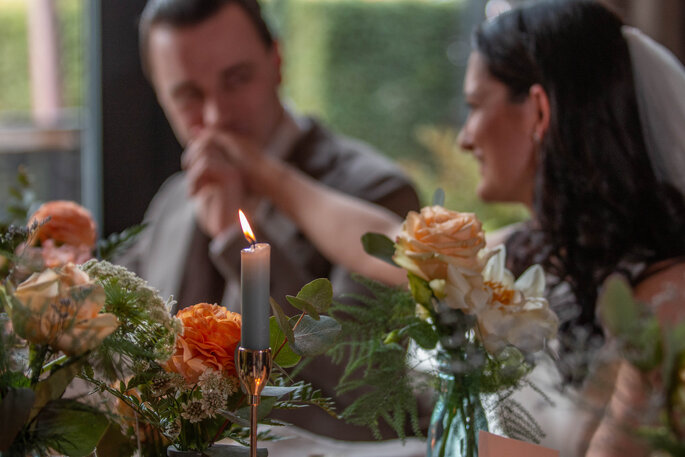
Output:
[{"xmin": 237, "ymin": 347, "xmax": 272, "ymax": 457}]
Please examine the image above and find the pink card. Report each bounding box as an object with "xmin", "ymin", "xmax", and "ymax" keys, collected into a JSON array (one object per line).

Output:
[{"xmin": 478, "ymin": 431, "xmax": 559, "ymax": 457}]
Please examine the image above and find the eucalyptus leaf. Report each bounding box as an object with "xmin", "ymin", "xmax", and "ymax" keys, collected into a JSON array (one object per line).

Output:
[
  {"xmin": 625, "ymin": 317, "xmax": 662, "ymax": 371},
  {"xmin": 235, "ymin": 396, "xmax": 277, "ymax": 422},
  {"xmin": 269, "ymin": 317, "xmax": 300, "ymax": 368},
  {"xmin": 0, "ymin": 388, "xmax": 35, "ymax": 452},
  {"xmin": 597, "ymin": 274, "xmax": 640, "ymax": 337},
  {"xmin": 218, "ymin": 408, "xmax": 250, "ymax": 427},
  {"xmin": 294, "ymin": 278, "xmax": 333, "ymax": 314},
  {"xmin": 261, "ymin": 385, "xmax": 299, "ymax": 398},
  {"xmin": 285, "ymin": 296, "xmax": 319, "ymax": 320},
  {"xmin": 661, "ymin": 323, "xmax": 685, "ymax": 394},
  {"xmin": 597, "ymin": 275, "xmax": 663, "ymax": 370},
  {"xmin": 269, "ymin": 298, "xmax": 294, "ymax": 344},
  {"xmin": 290, "ymin": 315, "xmax": 341, "ymax": 356},
  {"xmin": 432, "ymin": 188, "xmax": 445, "ymax": 206},
  {"xmin": 34, "ymin": 399, "xmax": 109, "ymax": 457},
  {"xmin": 361, "ymin": 232, "xmax": 397, "ymax": 266}
]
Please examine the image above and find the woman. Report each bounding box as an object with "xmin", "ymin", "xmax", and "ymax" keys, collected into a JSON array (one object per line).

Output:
[
  {"xmin": 458, "ymin": 2, "xmax": 685, "ymax": 455},
  {"xmin": 190, "ymin": 0, "xmax": 685, "ymax": 454}
]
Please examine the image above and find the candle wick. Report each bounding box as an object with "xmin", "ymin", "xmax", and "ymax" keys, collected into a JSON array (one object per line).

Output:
[{"xmin": 250, "ymin": 240, "xmax": 256, "ymax": 249}]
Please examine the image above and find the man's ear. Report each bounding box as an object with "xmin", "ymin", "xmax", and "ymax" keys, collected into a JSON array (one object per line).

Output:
[{"xmin": 529, "ymin": 84, "xmax": 550, "ymax": 140}]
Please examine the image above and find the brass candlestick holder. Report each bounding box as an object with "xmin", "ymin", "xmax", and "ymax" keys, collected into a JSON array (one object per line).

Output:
[{"xmin": 237, "ymin": 347, "xmax": 272, "ymax": 457}]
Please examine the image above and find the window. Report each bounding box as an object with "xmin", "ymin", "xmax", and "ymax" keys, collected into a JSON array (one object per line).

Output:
[{"xmin": 0, "ymin": 0, "xmax": 86, "ymax": 221}]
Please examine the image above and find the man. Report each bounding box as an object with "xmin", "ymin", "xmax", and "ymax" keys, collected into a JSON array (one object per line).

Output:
[{"xmin": 124, "ymin": 0, "xmax": 422, "ymax": 443}]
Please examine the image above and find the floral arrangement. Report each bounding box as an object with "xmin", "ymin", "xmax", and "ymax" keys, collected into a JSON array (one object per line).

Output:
[
  {"xmin": 597, "ymin": 275, "xmax": 685, "ymax": 456},
  {"xmin": 0, "ymin": 172, "xmax": 340, "ymax": 457},
  {"xmin": 0, "ymin": 183, "xmax": 181, "ymax": 457},
  {"xmin": 86, "ymin": 283, "xmax": 341, "ymax": 456},
  {"xmin": 331, "ymin": 204, "xmax": 558, "ymax": 456}
]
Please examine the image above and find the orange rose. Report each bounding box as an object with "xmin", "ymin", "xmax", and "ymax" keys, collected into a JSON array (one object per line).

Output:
[
  {"xmin": 394, "ymin": 206, "xmax": 485, "ymax": 281},
  {"xmin": 165, "ymin": 303, "xmax": 241, "ymax": 384},
  {"xmin": 29, "ymin": 201, "xmax": 97, "ymax": 248},
  {"xmin": 39, "ymin": 239, "xmax": 93, "ymax": 268}
]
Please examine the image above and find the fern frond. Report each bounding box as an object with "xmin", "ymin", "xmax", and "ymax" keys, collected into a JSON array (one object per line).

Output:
[
  {"xmin": 96, "ymin": 223, "xmax": 147, "ymax": 261},
  {"xmin": 328, "ymin": 274, "xmax": 424, "ymax": 440}
]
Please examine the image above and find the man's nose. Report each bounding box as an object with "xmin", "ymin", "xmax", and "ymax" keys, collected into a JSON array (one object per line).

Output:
[{"xmin": 202, "ymin": 97, "xmax": 228, "ymax": 129}]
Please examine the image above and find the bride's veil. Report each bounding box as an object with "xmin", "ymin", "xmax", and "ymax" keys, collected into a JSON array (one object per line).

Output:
[{"xmin": 623, "ymin": 26, "xmax": 685, "ymax": 195}]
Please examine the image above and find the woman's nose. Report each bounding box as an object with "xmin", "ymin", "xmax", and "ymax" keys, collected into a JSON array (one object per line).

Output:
[{"xmin": 457, "ymin": 126, "xmax": 473, "ymax": 151}]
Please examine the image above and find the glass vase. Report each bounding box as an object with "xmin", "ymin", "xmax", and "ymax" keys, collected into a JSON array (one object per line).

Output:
[{"xmin": 427, "ymin": 374, "xmax": 488, "ymax": 457}]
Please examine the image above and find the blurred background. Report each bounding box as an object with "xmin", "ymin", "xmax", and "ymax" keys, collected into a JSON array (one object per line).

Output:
[{"xmin": 0, "ymin": 0, "xmax": 683, "ymax": 235}]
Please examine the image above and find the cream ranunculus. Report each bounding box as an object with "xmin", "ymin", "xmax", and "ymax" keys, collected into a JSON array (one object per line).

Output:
[
  {"xmin": 11, "ymin": 263, "xmax": 118, "ymax": 355},
  {"xmin": 475, "ymin": 246, "xmax": 558, "ymax": 354},
  {"xmin": 393, "ymin": 206, "xmax": 486, "ymax": 281},
  {"xmin": 444, "ymin": 263, "xmax": 490, "ymax": 315}
]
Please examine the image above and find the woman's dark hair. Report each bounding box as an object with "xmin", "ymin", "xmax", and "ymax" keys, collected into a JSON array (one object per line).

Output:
[
  {"xmin": 139, "ymin": 0, "xmax": 274, "ymax": 79},
  {"xmin": 474, "ymin": 0, "xmax": 685, "ymax": 382}
]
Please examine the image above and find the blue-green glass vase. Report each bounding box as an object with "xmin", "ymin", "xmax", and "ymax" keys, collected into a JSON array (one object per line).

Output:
[{"xmin": 426, "ymin": 374, "xmax": 488, "ymax": 457}]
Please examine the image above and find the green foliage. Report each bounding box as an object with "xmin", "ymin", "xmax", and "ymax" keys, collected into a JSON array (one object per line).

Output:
[
  {"xmin": 597, "ymin": 275, "xmax": 662, "ymax": 371},
  {"xmin": 281, "ymin": 0, "xmax": 462, "ymax": 163},
  {"xmin": 491, "ymin": 394, "xmax": 546, "ymax": 444},
  {"xmin": 0, "ymin": 166, "xmax": 35, "ymax": 227},
  {"xmin": 407, "ymin": 272, "xmax": 434, "ymax": 310},
  {"xmin": 0, "ymin": 2, "xmax": 30, "ymax": 115},
  {"xmin": 288, "ymin": 277, "xmax": 333, "ymax": 315},
  {"xmin": 96, "ymin": 224, "xmax": 147, "ymax": 262},
  {"xmin": 34, "ymin": 399, "xmax": 109, "ymax": 457},
  {"xmin": 328, "ymin": 275, "xmax": 424, "ymax": 439},
  {"xmin": 269, "ymin": 317, "xmax": 301, "ymax": 368},
  {"xmin": 432, "ymin": 188, "xmax": 446, "ymax": 207},
  {"xmin": 0, "ymin": 388, "xmax": 35, "ymax": 452},
  {"xmin": 271, "ymin": 278, "xmax": 340, "ymax": 360},
  {"xmin": 0, "ymin": 0, "xmax": 84, "ymax": 117},
  {"xmin": 290, "ymin": 315, "xmax": 342, "ymax": 357},
  {"xmin": 82, "ymin": 259, "xmax": 180, "ymax": 375},
  {"xmin": 269, "ymin": 379, "xmax": 337, "ymax": 417},
  {"xmin": 361, "ymin": 232, "xmax": 397, "ymax": 267},
  {"xmin": 595, "ymin": 275, "xmax": 685, "ymax": 455}
]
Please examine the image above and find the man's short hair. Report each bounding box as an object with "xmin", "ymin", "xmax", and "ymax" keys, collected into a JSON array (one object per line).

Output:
[{"xmin": 139, "ymin": 0, "xmax": 275, "ymax": 79}]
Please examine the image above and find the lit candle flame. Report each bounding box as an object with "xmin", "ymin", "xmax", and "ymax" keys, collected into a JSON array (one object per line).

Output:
[{"xmin": 239, "ymin": 209, "xmax": 256, "ymax": 245}]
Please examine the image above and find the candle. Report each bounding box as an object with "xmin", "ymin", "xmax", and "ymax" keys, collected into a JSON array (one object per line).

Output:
[{"xmin": 239, "ymin": 210, "xmax": 271, "ymax": 350}]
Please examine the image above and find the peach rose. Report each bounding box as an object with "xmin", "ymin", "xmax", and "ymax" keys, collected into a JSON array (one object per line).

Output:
[
  {"xmin": 394, "ymin": 206, "xmax": 486, "ymax": 281},
  {"xmin": 29, "ymin": 200, "xmax": 97, "ymax": 248},
  {"xmin": 11, "ymin": 263, "xmax": 118, "ymax": 355},
  {"xmin": 165, "ymin": 303, "xmax": 241, "ymax": 384}
]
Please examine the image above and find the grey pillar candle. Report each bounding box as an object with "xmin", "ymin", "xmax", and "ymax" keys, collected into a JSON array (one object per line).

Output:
[{"xmin": 239, "ymin": 210, "xmax": 271, "ymax": 350}]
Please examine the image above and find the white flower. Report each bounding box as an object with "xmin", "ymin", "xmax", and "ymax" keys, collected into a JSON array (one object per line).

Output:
[
  {"xmin": 224, "ymin": 376, "xmax": 240, "ymax": 395},
  {"xmin": 443, "ymin": 249, "xmax": 496, "ymax": 314},
  {"xmin": 181, "ymin": 399, "xmax": 207, "ymax": 423},
  {"xmin": 444, "ymin": 264, "xmax": 489, "ymax": 314},
  {"xmin": 476, "ymin": 246, "xmax": 558, "ymax": 354}
]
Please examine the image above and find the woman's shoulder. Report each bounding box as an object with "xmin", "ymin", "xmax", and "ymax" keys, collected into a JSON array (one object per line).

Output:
[{"xmin": 634, "ymin": 259, "xmax": 685, "ymax": 322}]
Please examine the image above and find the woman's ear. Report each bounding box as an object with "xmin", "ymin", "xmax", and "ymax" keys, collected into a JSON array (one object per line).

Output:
[{"xmin": 529, "ymin": 84, "xmax": 550, "ymax": 140}]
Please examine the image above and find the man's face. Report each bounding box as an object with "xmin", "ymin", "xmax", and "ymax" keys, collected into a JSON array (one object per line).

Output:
[{"xmin": 147, "ymin": 4, "xmax": 282, "ymax": 147}]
